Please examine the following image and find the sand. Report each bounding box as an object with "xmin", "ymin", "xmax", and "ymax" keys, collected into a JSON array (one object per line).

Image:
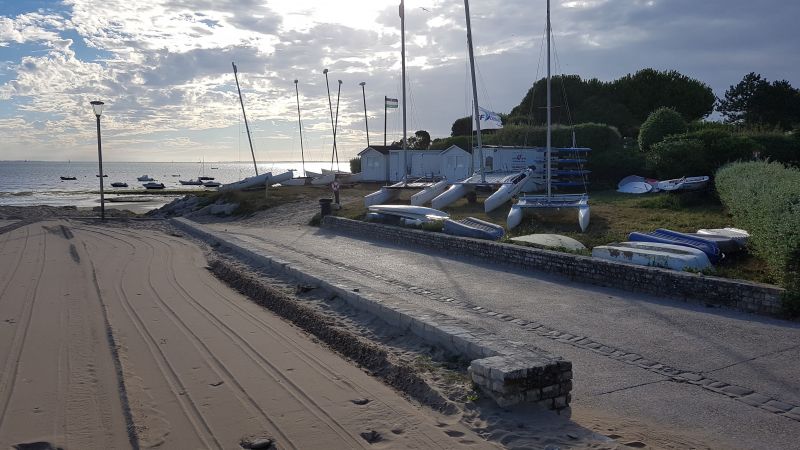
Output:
[{"xmin": 0, "ymin": 220, "xmax": 495, "ymax": 449}]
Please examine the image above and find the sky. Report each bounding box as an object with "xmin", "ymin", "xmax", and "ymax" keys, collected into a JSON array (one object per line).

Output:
[{"xmin": 0, "ymin": 0, "xmax": 798, "ymax": 163}]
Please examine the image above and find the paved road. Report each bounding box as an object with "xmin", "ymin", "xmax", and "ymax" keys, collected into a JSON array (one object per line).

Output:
[{"xmin": 207, "ymin": 222, "xmax": 800, "ymax": 449}]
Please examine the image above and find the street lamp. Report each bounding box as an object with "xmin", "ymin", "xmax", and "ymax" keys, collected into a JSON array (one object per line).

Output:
[
  {"xmin": 90, "ymin": 100, "xmax": 105, "ymax": 220},
  {"xmin": 359, "ymin": 81, "xmax": 369, "ymax": 147}
]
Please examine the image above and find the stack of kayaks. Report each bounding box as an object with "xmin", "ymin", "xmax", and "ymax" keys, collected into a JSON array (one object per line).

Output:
[{"xmin": 442, "ymin": 217, "xmax": 504, "ymax": 240}]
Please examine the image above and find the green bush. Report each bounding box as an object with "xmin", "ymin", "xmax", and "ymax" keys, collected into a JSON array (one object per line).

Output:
[
  {"xmin": 648, "ymin": 130, "xmax": 760, "ymax": 179},
  {"xmin": 349, "ymin": 156, "xmax": 361, "ymax": 174},
  {"xmin": 638, "ymin": 107, "xmax": 687, "ymax": 152},
  {"xmin": 749, "ymin": 133, "xmax": 800, "ymax": 166},
  {"xmin": 715, "ymin": 161, "xmax": 800, "ymax": 311}
]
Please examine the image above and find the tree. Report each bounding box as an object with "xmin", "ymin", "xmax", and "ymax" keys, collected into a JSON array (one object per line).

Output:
[
  {"xmin": 638, "ymin": 107, "xmax": 687, "ymax": 152},
  {"xmin": 391, "ymin": 130, "xmax": 432, "ymax": 149},
  {"xmin": 718, "ymin": 73, "xmax": 800, "ymax": 130},
  {"xmin": 451, "ymin": 116, "xmax": 472, "ymax": 137},
  {"xmin": 612, "ymin": 68, "xmax": 715, "ymax": 123}
]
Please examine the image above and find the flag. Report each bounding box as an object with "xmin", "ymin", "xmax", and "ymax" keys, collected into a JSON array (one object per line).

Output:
[
  {"xmin": 385, "ymin": 97, "xmax": 399, "ymax": 109},
  {"xmin": 477, "ymin": 107, "xmax": 503, "ymax": 130}
]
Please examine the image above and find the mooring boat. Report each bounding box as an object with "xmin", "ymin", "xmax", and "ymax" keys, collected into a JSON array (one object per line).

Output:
[{"xmin": 142, "ymin": 182, "xmax": 165, "ymax": 190}]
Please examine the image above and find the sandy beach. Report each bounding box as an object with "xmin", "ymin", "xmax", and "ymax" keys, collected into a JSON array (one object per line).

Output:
[{"xmin": 0, "ymin": 219, "xmax": 495, "ymax": 449}]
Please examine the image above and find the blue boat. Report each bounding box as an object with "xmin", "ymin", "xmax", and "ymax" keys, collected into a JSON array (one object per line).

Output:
[
  {"xmin": 628, "ymin": 229, "xmax": 722, "ymax": 262},
  {"xmin": 443, "ymin": 217, "xmax": 505, "ymax": 241}
]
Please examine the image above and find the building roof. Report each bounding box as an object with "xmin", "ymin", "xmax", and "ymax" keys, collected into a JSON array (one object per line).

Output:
[{"xmin": 358, "ymin": 145, "xmax": 402, "ymax": 156}]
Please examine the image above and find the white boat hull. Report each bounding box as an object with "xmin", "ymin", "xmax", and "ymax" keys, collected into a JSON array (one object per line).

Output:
[
  {"xmin": 484, "ymin": 169, "xmax": 534, "ymax": 213},
  {"xmin": 431, "ymin": 184, "xmax": 472, "ymax": 210},
  {"xmin": 507, "ymin": 205, "xmax": 523, "ymax": 229},
  {"xmin": 592, "ymin": 242, "xmax": 712, "ymax": 271},
  {"xmin": 410, "ymin": 180, "xmax": 450, "ymax": 206},
  {"xmin": 368, "ymin": 204, "xmax": 449, "ymax": 221},
  {"xmin": 268, "ymin": 171, "xmax": 293, "ymax": 186},
  {"xmin": 697, "ymin": 227, "xmax": 749, "ymax": 246},
  {"xmin": 311, "ymin": 173, "xmax": 336, "ymax": 185},
  {"xmin": 364, "ymin": 187, "xmax": 400, "ymax": 207},
  {"xmin": 219, "ymin": 172, "xmax": 272, "ymax": 192}
]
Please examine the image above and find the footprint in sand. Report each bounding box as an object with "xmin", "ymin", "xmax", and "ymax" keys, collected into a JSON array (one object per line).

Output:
[
  {"xmin": 444, "ymin": 430, "xmax": 465, "ymax": 437},
  {"xmin": 359, "ymin": 430, "xmax": 382, "ymax": 443},
  {"xmin": 624, "ymin": 441, "xmax": 646, "ymax": 448},
  {"xmin": 350, "ymin": 398, "xmax": 371, "ymax": 405}
]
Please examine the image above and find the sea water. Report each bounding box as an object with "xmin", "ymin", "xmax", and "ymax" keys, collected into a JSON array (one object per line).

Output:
[{"xmin": 0, "ymin": 160, "xmax": 345, "ymax": 208}]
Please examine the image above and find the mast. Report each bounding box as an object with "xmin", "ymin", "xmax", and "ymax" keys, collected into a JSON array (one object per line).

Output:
[
  {"xmin": 293, "ymin": 79, "xmax": 306, "ymax": 175},
  {"xmin": 333, "ymin": 79, "xmax": 342, "ymax": 171},
  {"xmin": 232, "ymin": 62, "xmax": 259, "ymax": 176},
  {"xmin": 400, "ymin": 0, "xmax": 408, "ymax": 180},
  {"xmin": 323, "ymin": 69, "xmax": 336, "ymax": 171},
  {"xmin": 546, "ymin": 0, "xmax": 552, "ymax": 198},
  {"xmin": 464, "ymin": 0, "xmax": 485, "ymax": 182}
]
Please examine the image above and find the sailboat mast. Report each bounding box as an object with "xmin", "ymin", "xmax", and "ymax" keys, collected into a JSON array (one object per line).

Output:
[
  {"xmin": 464, "ymin": 0, "xmax": 485, "ymax": 183},
  {"xmin": 400, "ymin": 0, "xmax": 408, "ymax": 180},
  {"xmin": 293, "ymin": 79, "xmax": 306, "ymax": 175},
  {"xmin": 232, "ymin": 62, "xmax": 259, "ymax": 176},
  {"xmin": 546, "ymin": 0, "xmax": 552, "ymax": 198}
]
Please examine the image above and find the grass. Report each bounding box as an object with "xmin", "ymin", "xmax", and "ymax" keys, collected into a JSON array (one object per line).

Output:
[{"xmin": 189, "ymin": 182, "xmax": 773, "ymax": 285}]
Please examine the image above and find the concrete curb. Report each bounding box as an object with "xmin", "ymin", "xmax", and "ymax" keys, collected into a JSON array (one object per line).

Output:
[{"xmin": 171, "ymin": 217, "xmax": 573, "ymax": 409}]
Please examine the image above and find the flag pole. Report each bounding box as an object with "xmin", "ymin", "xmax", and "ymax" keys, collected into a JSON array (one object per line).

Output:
[
  {"xmin": 384, "ymin": 96, "xmax": 388, "ymax": 147},
  {"xmin": 400, "ymin": 0, "xmax": 408, "ymax": 181},
  {"xmin": 463, "ymin": 0, "xmax": 485, "ymax": 183}
]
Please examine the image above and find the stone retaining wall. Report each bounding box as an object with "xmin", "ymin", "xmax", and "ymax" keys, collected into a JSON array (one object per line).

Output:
[{"xmin": 322, "ymin": 216, "xmax": 785, "ymax": 316}]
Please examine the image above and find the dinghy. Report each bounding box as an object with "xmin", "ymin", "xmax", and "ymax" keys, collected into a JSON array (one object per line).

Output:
[
  {"xmin": 628, "ymin": 229, "xmax": 722, "ymax": 262},
  {"xmin": 368, "ymin": 204, "xmax": 448, "ymax": 222},
  {"xmin": 655, "ymin": 176, "xmax": 710, "ymax": 192},
  {"xmin": 593, "ymin": 241, "xmax": 712, "ymax": 271},
  {"xmin": 697, "ymin": 228, "xmax": 749, "ymax": 248},
  {"xmin": 110, "ymin": 182, "xmax": 128, "ymax": 188},
  {"xmin": 142, "ymin": 182, "xmax": 165, "ymax": 190},
  {"xmin": 442, "ymin": 217, "xmax": 504, "ymax": 240},
  {"xmin": 617, "ymin": 181, "xmax": 653, "ymax": 194},
  {"xmin": 137, "ymin": 175, "xmax": 154, "ymax": 181}
]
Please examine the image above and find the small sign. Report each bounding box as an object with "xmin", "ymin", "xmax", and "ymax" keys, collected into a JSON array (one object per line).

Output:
[{"xmin": 330, "ymin": 181, "xmax": 340, "ymax": 191}]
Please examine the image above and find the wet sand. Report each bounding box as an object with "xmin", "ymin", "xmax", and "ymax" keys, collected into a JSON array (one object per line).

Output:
[{"xmin": 0, "ymin": 220, "xmax": 494, "ymax": 449}]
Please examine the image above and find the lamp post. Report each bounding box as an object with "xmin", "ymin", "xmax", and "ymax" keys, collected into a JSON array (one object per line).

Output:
[
  {"xmin": 90, "ymin": 100, "xmax": 105, "ymax": 220},
  {"xmin": 359, "ymin": 82, "xmax": 369, "ymax": 147}
]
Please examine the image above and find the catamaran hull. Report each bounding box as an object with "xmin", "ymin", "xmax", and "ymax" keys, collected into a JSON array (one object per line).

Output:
[
  {"xmin": 311, "ymin": 173, "xmax": 336, "ymax": 185},
  {"xmin": 219, "ymin": 172, "xmax": 272, "ymax": 192},
  {"xmin": 410, "ymin": 179, "xmax": 450, "ymax": 206},
  {"xmin": 431, "ymin": 184, "xmax": 472, "ymax": 210},
  {"xmin": 364, "ymin": 187, "xmax": 400, "ymax": 207},
  {"xmin": 484, "ymin": 169, "xmax": 534, "ymax": 213}
]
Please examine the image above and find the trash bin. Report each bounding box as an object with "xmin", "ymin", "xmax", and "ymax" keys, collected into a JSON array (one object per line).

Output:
[{"xmin": 319, "ymin": 198, "xmax": 333, "ymax": 217}]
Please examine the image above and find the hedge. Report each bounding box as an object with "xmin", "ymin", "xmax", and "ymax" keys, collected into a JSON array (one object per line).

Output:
[
  {"xmin": 749, "ymin": 133, "xmax": 800, "ymax": 166},
  {"xmin": 649, "ymin": 130, "xmax": 761, "ymax": 179},
  {"xmin": 715, "ymin": 161, "xmax": 800, "ymax": 311}
]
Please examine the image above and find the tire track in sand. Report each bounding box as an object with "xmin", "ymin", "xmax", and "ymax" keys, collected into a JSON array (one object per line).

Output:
[
  {"xmin": 79, "ymin": 227, "xmax": 221, "ymax": 449},
  {"xmin": 0, "ymin": 225, "xmax": 46, "ymax": 426}
]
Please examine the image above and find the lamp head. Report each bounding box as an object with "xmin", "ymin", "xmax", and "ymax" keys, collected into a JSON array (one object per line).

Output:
[
  {"xmin": 294, "ymin": 79, "xmax": 298, "ymax": 84},
  {"xmin": 90, "ymin": 100, "xmax": 105, "ymax": 117},
  {"xmin": 359, "ymin": 82, "xmax": 366, "ymax": 86},
  {"xmin": 323, "ymin": 68, "xmax": 328, "ymax": 74},
  {"xmin": 338, "ymin": 79, "xmax": 342, "ymax": 84}
]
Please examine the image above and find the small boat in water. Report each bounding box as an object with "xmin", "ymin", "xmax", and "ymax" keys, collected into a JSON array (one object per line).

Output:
[
  {"xmin": 198, "ymin": 176, "xmax": 215, "ymax": 181},
  {"xmin": 179, "ymin": 179, "xmax": 203, "ymax": 185},
  {"xmin": 443, "ymin": 217, "xmax": 504, "ymax": 240},
  {"xmin": 202, "ymin": 181, "xmax": 221, "ymax": 188},
  {"xmin": 60, "ymin": 176, "xmax": 77, "ymax": 181},
  {"xmin": 142, "ymin": 182, "xmax": 165, "ymax": 190},
  {"xmin": 110, "ymin": 182, "xmax": 128, "ymax": 188},
  {"xmin": 137, "ymin": 175, "xmax": 155, "ymax": 181}
]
